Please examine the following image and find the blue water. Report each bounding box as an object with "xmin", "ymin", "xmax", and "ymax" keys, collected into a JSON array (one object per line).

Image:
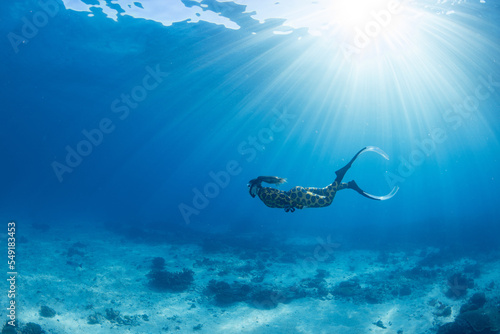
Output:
[{"xmin": 1, "ymin": 0, "xmax": 499, "ymax": 332}]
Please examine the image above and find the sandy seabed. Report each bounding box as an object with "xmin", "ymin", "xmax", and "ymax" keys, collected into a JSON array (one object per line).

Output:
[{"xmin": 3, "ymin": 222, "xmax": 499, "ymax": 334}]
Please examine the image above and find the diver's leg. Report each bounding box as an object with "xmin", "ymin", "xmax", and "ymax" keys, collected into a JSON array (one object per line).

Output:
[
  {"xmin": 304, "ymin": 182, "xmax": 348, "ymax": 196},
  {"xmin": 303, "ymin": 187, "xmax": 329, "ymax": 196},
  {"xmin": 322, "ymin": 182, "xmax": 349, "ymax": 205},
  {"xmin": 299, "ymin": 182, "xmax": 349, "ymax": 207}
]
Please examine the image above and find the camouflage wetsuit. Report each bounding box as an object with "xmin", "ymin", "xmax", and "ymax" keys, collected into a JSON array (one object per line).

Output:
[{"xmin": 256, "ymin": 181, "xmax": 349, "ymax": 211}]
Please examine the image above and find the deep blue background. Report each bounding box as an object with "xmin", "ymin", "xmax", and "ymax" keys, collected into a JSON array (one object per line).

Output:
[{"xmin": 1, "ymin": 0, "xmax": 499, "ymax": 249}]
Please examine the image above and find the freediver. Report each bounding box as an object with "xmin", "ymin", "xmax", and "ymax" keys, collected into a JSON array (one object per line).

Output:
[{"xmin": 247, "ymin": 146, "xmax": 399, "ymax": 212}]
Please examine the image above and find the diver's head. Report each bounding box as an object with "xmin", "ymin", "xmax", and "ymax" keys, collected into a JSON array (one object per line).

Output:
[
  {"xmin": 247, "ymin": 176, "xmax": 286, "ymax": 198},
  {"xmin": 247, "ymin": 178, "xmax": 262, "ymax": 198}
]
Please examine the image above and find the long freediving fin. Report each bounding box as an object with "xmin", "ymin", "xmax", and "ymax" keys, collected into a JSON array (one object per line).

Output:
[
  {"xmin": 335, "ymin": 146, "xmax": 390, "ymax": 183},
  {"xmin": 347, "ymin": 180, "xmax": 399, "ymax": 201}
]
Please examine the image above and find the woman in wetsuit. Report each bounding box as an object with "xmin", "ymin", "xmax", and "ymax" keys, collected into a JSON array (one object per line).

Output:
[{"xmin": 247, "ymin": 147, "xmax": 399, "ymax": 212}]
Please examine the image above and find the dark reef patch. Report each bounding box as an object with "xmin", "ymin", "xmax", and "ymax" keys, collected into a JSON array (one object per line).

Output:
[
  {"xmin": 39, "ymin": 305, "xmax": 56, "ymax": 318},
  {"xmin": 147, "ymin": 268, "xmax": 194, "ymax": 292}
]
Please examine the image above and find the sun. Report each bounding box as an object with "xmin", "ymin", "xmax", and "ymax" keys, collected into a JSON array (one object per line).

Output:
[
  {"xmin": 310, "ymin": 0, "xmax": 418, "ymax": 60},
  {"xmin": 331, "ymin": 0, "xmax": 409, "ymax": 37},
  {"xmin": 330, "ymin": 0, "xmax": 383, "ymax": 28}
]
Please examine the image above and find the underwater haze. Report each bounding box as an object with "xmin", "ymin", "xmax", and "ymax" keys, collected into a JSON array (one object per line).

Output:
[{"xmin": 1, "ymin": 0, "xmax": 500, "ymax": 333}]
